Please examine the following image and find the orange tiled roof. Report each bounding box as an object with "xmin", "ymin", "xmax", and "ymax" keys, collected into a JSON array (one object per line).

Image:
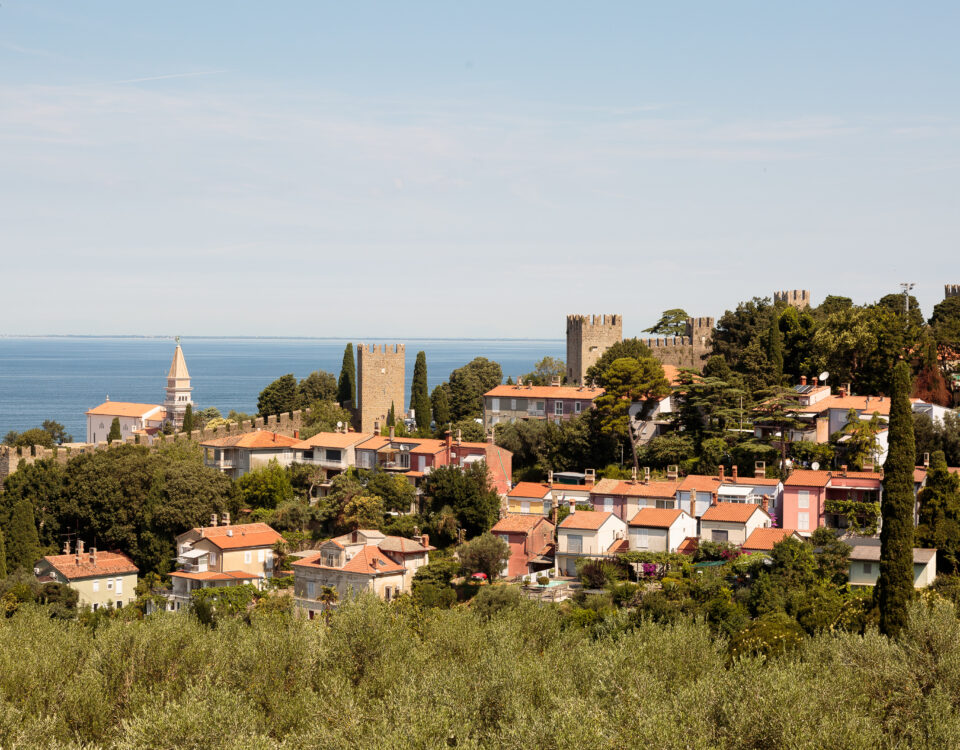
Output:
[
  {"xmin": 200, "ymin": 430, "xmax": 300, "ymax": 449},
  {"xmin": 628, "ymin": 508, "xmax": 685, "ymax": 528},
  {"xmin": 661, "ymin": 365, "xmax": 683, "ymax": 386},
  {"xmin": 799, "ymin": 394, "xmax": 892, "ymax": 416},
  {"xmin": 678, "ymin": 475, "xmax": 721, "ymax": 493},
  {"xmin": 559, "ymin": 510, "xmax": 615, "ymax": 531},
  {"xmin": 742, "ymin": 527, "xmax": 799, "ymax": 551},
  {"xmin": 701, "ymin": 502, "xmax": 767, "ymax": 523},
  {"xmin": 508, "ymin": 482, "xmax": 551, "ymax": 498},
  {"xmin": 592, "ymin": 478, "xmax": 680, "ymax": 498},
  {"xmin": 194, "ymin": 523, "xmax": 284, "ymax": 550},
  {"xmin": 42, "ymin": 551, "xmax": 138, "ymax": 580},
  {"xmin": 783, "ymin": 470, "xmax": 832, "ymax": 487},
  {"xmin": 86, "ymin": 402, "xmax": 165, "ymax": 418},
  {"xmin": 293, "ymin": 431, "xmax": 373, "ymax": 449},
  {"xmin": 607, "ymin": 539, "xmax": 630, "ymax": 554},
  {"xmin": 293, "ymin": 546, "xmax": 405, "ymax": 576},
  {"xmin": 169, "ymin": 570, "xmax": 257, "ymax": 581},
  {"xmin": 677, "ymin": 536, "xmax": 699, "ymax": 555},
  {"xmin": 492, "ymin": 514, "xmax": 553, "ymax": 533},
  {"xmin": 485, "ymin": 384, "xmax": 604, "ymax": 400}
]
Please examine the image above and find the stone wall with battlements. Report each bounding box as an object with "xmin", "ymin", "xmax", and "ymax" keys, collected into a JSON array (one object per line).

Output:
[
  {"xmin": 566, "ymin": 314, "xmax": 623, "ymax": 385},
  {"xmin": 0, "ymin": 408, "xmax": 312, "ymax": 490},
  {"xmin": 356, "ymin": 344, "xmax": 405, "ymax": 433},
  {"xmin": 946, "ymin": 285, "xmax": 960, "ymax": 299},
  {"xmin": 641, "ymin": 317, "xmax": 714, "ymax": 370},
  {"xmin": 773, "ymin": 289, "xmax": 812, "ymax": 309}
]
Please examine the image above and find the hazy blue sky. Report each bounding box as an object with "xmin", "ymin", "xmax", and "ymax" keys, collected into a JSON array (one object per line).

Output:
[{"xmin": 1, "ymin": 2, "xmax": 957, "ymax": 337}]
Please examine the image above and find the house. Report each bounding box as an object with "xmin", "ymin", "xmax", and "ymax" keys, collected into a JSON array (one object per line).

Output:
[
  {"xmin": 590, "ymin": 477, "xmax": 682, "ymax": 522},
  {"xmin": 699, "ymin": 502, "xmax": 772, "ymax": 545},
  {"xmin": 292, "ymin": 531, "xmax": 411, "ymax": 617},
  {"xmin": 847, "ymin": 540, "xmax": 937, "ymax": 588},
  {"xmin": 627, "ymin": 364, "xmax": 683, "ymax": 444},
  {"xmin": 741, "ymin": 527, "xmax": 803, "ymax": 553},
  {"xmin": 782, "ymin": 468, "xmax": 882, "ymax": 536},
  {"xmin": 554, "ymin": 510, "xmax": 627, "ymax": 577},
  {"xmin": 34, "ymin": 541, "xmax": 138, "ymax": 611},
  {"xmin": 491, "ymin": 515, "xmax": 555, "ymax": 578},
  {"xmin": 293, "ymin": 430, "xmax": 374, "ymax": 486},
  {"xmin": 200, "ymin": 430, "xmax": 301, "ymax": 479},
  {"xmin": 329, "ymin": 529, "xmax": 434, "ymax": 588},
  {"xmin": 507, "ymin": 482, "xmax": 552, "ymax": 515},
  {"xmin": 627, "ymin": 508, "xmax": 697, "ymax": 553},
  {"xmin": 85, "ymin": 401, "xmax": 166, "ymax": 444},
  {"xmin": 165, "ymin": 518, "xmax": 284, "ymax": 610},
  {"xmin": 676, "ymin": 467, "xmax": 781, "ymax": 520},
  {"xmin": 482, "ymin": 381, "xmax": 604, "ymax": 432}
]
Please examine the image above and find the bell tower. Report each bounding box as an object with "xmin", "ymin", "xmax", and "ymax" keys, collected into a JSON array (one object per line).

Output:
[{"xmin": 163, "ymin": 336, "xmax": 194, "ymax": 428}]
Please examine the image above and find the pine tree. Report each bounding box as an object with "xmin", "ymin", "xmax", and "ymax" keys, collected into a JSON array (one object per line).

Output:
[
  {"xmin": 107, "ymin": 417, "xmax": 122, "ymax": 443},
  {"xmin": 181, "ymin": 403, "xmax": 194, "ymax": 434},
  {"xmin": 877, "ymin": 361, "xmax": 916, "ymax": 638},
  {"xmin": 0, "ymin": 527, "xmax": 7, "ymax": 579},
  {"xmin": 431, "ymin": 384, "xmax": 451, "ymax": 429},
  {"xmin": 410, "ymin": 351, "xmax": 431, "ymax": 431},
  {"xmin": 337, "ymin": 343, "xmax": 356, "ymax": 408},
  {"xmin": 6, "ymin": 498, "xmax": 40, "ymax": 573},
  {"xmin": 916, "ymin": 450, "xmax": 960, "ymax": 573},
  {"xmin": 766, "ymin": 317, "xmax": 784, "ymax": 381}
]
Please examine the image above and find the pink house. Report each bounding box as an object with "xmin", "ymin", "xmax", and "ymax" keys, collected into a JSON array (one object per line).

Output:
[
  {"xmin": 490, "ymin": 515, "xmax": 555, "ymax": 578},
  {"xmin": 782, "ymin": 468, "xmax": 883, "ymax": 535}
]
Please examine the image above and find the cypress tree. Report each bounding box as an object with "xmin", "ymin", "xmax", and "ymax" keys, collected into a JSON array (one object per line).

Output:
[
  {"xmin": 0, "ymin": 527, "xmax": 7, "ymax": 579},
  {"xmin": 387, "ymin": 402, "xmax": 396, "ymax": 427},
  {"xmin": 916, "ymin": 450, "xmax": 960, "ymax": 573},
  {"xmin": 6, "ymin": 498, "xmax": 40, "ymax": 573},
  {"xmin": 410, "ymin": 351, "xmax": 431, "ymax": 431},
  {"xmin": 181, "ymin": 403, "xmax": 194, "ymax": 434},
  {"xmin": 337, "ymin": 343, "xmax": 356, "ymax": 408},
  {"xmin": 107, "ymin": 417, "xmax": 122, "ymax": 443},
  {"xmin": 766, "ymin": 317, "xmax": 784, "ymax": 380},
  {"xmin": 432, "ymin": 384, "xmax": 451, "ymax": 429},
  {"xmin": 877, "ymin": 361, "xmax": 916, "ymax": 638}
]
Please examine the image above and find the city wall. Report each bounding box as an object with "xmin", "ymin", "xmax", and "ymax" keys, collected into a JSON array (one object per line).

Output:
[
  {"xmin": 641, "ymin": 317, "xmax": 714, "ymax": 369},
  {"xmin": 0, "ymin": 408, "xmax": 311, "ymax": 490}
]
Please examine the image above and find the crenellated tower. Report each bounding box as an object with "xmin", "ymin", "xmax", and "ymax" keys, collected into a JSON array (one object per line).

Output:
[
  {"xmin": 356, "ymin": 344, "xmax": 406, "ymax": 433},
  {"xmin": 566, "ymin": 314, "xmax": 622, "ymax": 385},
  {"xmin": 773, "ymin": 289, "xmax": 812, "ymax": 309}
]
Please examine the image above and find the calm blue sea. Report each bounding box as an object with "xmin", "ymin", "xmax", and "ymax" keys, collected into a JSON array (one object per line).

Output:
[{"xmin": 0, "ymin": 337, "xmax": 564, "ymax": 440}]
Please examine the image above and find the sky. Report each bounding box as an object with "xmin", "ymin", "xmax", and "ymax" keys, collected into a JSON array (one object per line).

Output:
[{"xmin": 1, "ymin": 2, "xmax": 958, "ymax": 338}]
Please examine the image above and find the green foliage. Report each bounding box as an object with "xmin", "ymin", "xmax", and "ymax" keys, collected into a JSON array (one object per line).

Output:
[
  {"xmin": 363, "ymin": 470, "xmax": 416, "ymax": 514},
  {"xmin": 342, "ymin": 494, "xmax": 385, "ymax": 532},
  {"xmin": 766, "ymin": 315, "xmax": 784, "ymax": 380},
  {"xmin": 914, "ymin": 411, "xmax": 960, "ymax": 468},
  {"xmin": 337, "ymin": 343, "xmax": 356, "ymax": 408},
  {"xmin": 930, "ymin": 295, "xmax": 960, "ymax": 349},
  {"xmin": 644, "ymin": 308, "xmax": 689, "ymax": 337},
  {"xmin": 809, "ymin": 527, "xmax": 852, "ymax": 585},
  {"xmin": 299, "ymin": 400, "xmax": 353, "ymax": 439},
  {"xmin": 823, "ymin": 499, "xmax": 881, "ymax": 536},
  {"xmin": 446, "ymin": 357, "xmax": 503, "ymax": 421},
  {"xmin": 5, "ymin": 428, "xmax": 56, "ymax": 448},
  {"xmin": 5, "ymin": 499, "xmax": 40, "ymax": 574},
  {"xmin": 236, "ymin": 460, "xmax": 294, "ymax": 510},
  {"xmin": 917, "ymin": 450, "xmax": 960, "ymax": 573},
  {"xmin": 576, "ymin": 559, "xmax": 624, "ymax": 588},
  {"xmin": 878, "ymin": 361, "xmax": 917, "ymax": 638},
  {"xmin": 297, "ymin": 370, "xmax": 338, "ymax": 406},
  {"xmin": 107, "ymin": 417, "xmax": 122, "ymax": 444},
  {"xmin": 728, "ymin": 612, "xmax": 804, "ymax": 660},
  {"xmin": 833, "ymin": 408, "xmax": 884, "ymax": 470},
  {"xmin": 583, "ymin": 338, "xmax": 655, "ymax": 385},
  {"xmin": 422, "ymin": 463, "xmax": 500, "ymax": 538},
  {"xmin": 0, "ymin": 528, "xmax": 5, "ymax": 579},
  {"xmin": 450, "ymin": 418, "xmax": 485, "ymax": 443},
  {"xmin": 494, "ymin": 415, "xmax": 599, "ymax": 477},
  {"xmin": 593, "ymin": 357, "xmax": 670, "ymax": 449},
  {"xmin": 430, "ymin": 384, "xmax": 451, "ymax": 429},
  {"xmin": 471, "ymin": 584, "xmax": 521, "ymax": 618},
  {"xmin": 457, "ymin": 532, "xmax": 510, "ymax": 581},
  {"xmin": 410, "ymin": 351, "xmax": 431, "ymax": 430},
  {"xmin": 181, "ymin": 403, "xmax": 194, "ymax": 434},
  {"xmin": 257, "ymin": 373, "xmax": 298, "ymax": 418},
  {"xmin": 521, "ymin": 356, "xmax": 566, "ymax": 386}
]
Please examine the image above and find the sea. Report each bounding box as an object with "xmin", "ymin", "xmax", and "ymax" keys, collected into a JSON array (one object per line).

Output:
[{"xmin": 0, "ymin": 336, "xmax": 564, "ymax": 440}]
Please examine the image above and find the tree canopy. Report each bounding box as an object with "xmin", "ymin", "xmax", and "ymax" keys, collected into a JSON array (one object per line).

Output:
[{"xmin": 643, "ymin": 308, "xmax": 689, "ymax": 337}]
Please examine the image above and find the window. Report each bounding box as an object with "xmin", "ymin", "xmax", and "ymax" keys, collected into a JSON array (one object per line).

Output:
[
  {"xmin": 491, "ymin": 398, "xmax": 500, "ymax": 411},
  {"xmin": 106, "ymin": 579, "xmax": 113, "ymax": 590},
  {"xmin": 603, "ymin": 498, "xmax": 613, "ymax": 513},
  {"xmin": 554, "ymin": 401, "xmax": 564, "ymax": 415},
  {"xmin": 307, "ymin": 581, "xmax": 315, "ymax": 599},
  {"xmin": 567, "ymin": 534, "xmax": 583, "ymax": 554},
  {"xmin": 116, "ymin": 578, "xmax": 123, "ymax": 596},
  {"xmin": 655, "ymin": 499, "xmax": 674, "ymax": 510},
  {"xmin": 575, "ymin": 401, "xmax": 582, "ymax": 413},
  {"xmin": 209, "ymin": 551, "xmax": 217, "ymax": 566},
  {"xmin": 797, "ymin": 512, "xmax": 809, "ymax": 531},
  {"xmin": 510, "ymin": 399, "xmax": 517, "ymax": 410},
  {"xmin": 385, "ymin": 586, "xmax": 392, "ymax": 602},
  {"xmin": 797, "ymin": 490, "xmax": 810, "ymax": 509},
  {"xmin": 257, "ymin": 549, "xmax": 265, "ymax": 563},
  {"xmin": 93, "ymin": 581, "xmax": 99, "ymax": 592},
  {"xmin": 635, "ymin": 529, "xmax": 649, "ymax": 549},
  {"xmin": 244, "ymin": 551, "xmax": 252, "ymax": 564},
  {"xmin": 265, "ymin": 550, "xmax": 273, "ymax": 566},
  {"xmin": 521, "ymin": 501, "xmax": 530, "ymax": 513},
  {"xmin": 712, "ymin": 529, "xmax": 728, "ymax": 542},
  {"xmin": 863, "ymin": 562, "xmax": 873, "ymax": 574},
  {"xmin": 326, "ymin": 448, "xmax": 342, "ymax": 462}
]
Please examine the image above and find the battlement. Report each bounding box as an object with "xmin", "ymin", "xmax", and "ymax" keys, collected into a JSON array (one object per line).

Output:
[
  {"xmin": 566, "ymin": 313, "xmax": 623, "ymax": 385},
  {"xmin": 356, "ymin": 342, "xmax": 406, "ymax": 433},
  {"xmin": 686, "ymin": 316, "xmax": 715, "ymax": 334},
  {"xmin": 360, "ymin": 344, "xmax": 405, "ymax": 355},
  {"xmin": 946, "ymin": 285, "xmax": 960, "ymax": 299},
  {"xmin": 566, "ymin": 314, "xmax": 622, "ymax": 330},
  {"xmin": 774, "ymin": 290, "xmax": 811, "ymax": 309}
]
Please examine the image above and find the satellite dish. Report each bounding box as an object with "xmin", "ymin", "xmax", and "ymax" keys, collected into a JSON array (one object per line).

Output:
[
  {"xmin": 336, "ymin": 421, "xmax": 343, "ymax": 428},
  {"xmin": 819, "ymin": 371, "xmax": 829, "ymax": 382},
  {"xmin": 811, "ymin": 461, "xmax": 820, "ymax": 471}
]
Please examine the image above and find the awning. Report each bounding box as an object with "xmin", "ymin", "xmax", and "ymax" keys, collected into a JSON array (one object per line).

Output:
[{"xmin": 718, "ymin": 485, "xmax": 752, "ymax": 497}]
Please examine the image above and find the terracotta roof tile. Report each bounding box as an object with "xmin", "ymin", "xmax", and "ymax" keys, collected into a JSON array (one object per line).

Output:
[
  {"xmin": 42, "ymin": 551, "xmax": 138, "ymax": 580},
  {"xmin": 86, "ymin": 402, "xmax": 165, "ymax": 418},
  {"xmin": 678, "ymin": 475, "xmax": 721, "ymax": 493},
  {"xmin": 485, "ymin": 384, "xmax": 604, "ymax": 400},
  {"xmin": 293, "ymin": 431, "xmax": 374, "ymax": 449},
  {"xmin": 508, "ymin": 482, "xmax": 551, "ymax": 498},
  {"xmin": 293, "ymin": 546, "xmax": 405, "ymax": 575},
  {"xmin": 701, "ymin": 502, "xmax": 768, "ymax": 523},
  {"xmin": 169, "ymin": 570, "xmax": 257, "ymax": 581},
  {"xmin": 592, "ymin": 479, "xmax": 680, "ymax": 498},
  {"xmin": 742, "ymin": 527, "xmax": 799, "ymax": 551},
  {"xmin": 677, "ymin": 536, "xmax": 699, "ymax": 555},
  {"xmin": 628, "ymin": 508, "xmax": 685, "ymax": 528},
  {"xmin": 492, "ymin": 515, "xmax": 553, "ymax": 533},
  {"xmin": 200, "ymin": 430, "xmax": 300, "ymax": 449},
  {"xmin": 607, "ymin": 539, "xmax": 630, "ymax": 554},
  {"xmin": 194, "ymin": 523, "xmax": 284, "ymax": 550},
  {"xmin": 783, "ymin": 470, "xmax": 832, "ymax": 487},
  {"xmin": 559, "ymin": 510, "xmax": 615, "ymax": 531}
]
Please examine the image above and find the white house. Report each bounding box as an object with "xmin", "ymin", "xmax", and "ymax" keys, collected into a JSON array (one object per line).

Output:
[
  {"xmin": 86, "ymin": 401, "xmax": 166, "ymax": 444},
  {"xmin": 699, "ymin": 502, "xmax": 771, "ymax": 545},
  {"xmin": 554, "ymin": 510, "xmax": 627, "ymax": 577},
  {"xmin": 848, "ymin": 541, "xmax": 937, "ymax": 588},
  {"xmin": 627, "ymin": 508, "xmax": 697, "ymax": 553}
]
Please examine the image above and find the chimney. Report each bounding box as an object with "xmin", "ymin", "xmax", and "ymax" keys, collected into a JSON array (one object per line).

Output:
[
  {"xmin": 838, "ymin": 387, "xmax": 847, "ymax": 398},
  {"xmin": 711, "ymin": 493, "xmax": 718, "ymax": 506},
  {"xmin": 375, "ymin": 421, "xmax": 381, "ymax": 435},
  {"xmin": 77, "ymin": 539, "xmax": 85, "ymax": 556},
  {"xmin": 227, "ymin": 529, "xmax": 233, "ymax": 537},
  {"xmin": 89, "ymin": 547, "xmax": 97, "ymax": 565},
  {"xmin": 732, "ymin": 465, "xmax": 738, "ymax": 482},
  {"xmin": 924, "ymin": 452, "xmax": 930, "ymax": 468},
  {"xmin": 272, "ymin": 432, "xmax": 276, "ymax": 442},
  {"xmin": 630, "ymin": 467, "xmax": 637, "ymax": 484},
  {"xmin": 800, "ymin": 375, "xmax": 807, "ymax": 386},
  {"xmin": 643, "ymin": 466, "xmax": 651, "ymax": 484},
  {"xmin": 689, "ymin": 489, "xmax": 697, "ymax": 518},
  {"xmin": 761, "ymin": 496, "xmax": 769, "ymax": 513},
  {"xmin": 221, "ymin": 512, "xmax": 230, "ymax": 526},
  {"xmin": 548, "ymin": 470, "xmax": 554, "ymax": 484},
  {"xmin": 841, "ymin": 465, "xmax": 848, "ymax": 477},
  {"xmin": 210, "ymin": 513, "xmax": 218, "ymax": 527},
  {"xmin": 719, "ymin": 466, "xmax": 725, "ymax": 482},
  {"xmin": 812, "ymin": 377, "xmax": 818, "ymax": 387},
  {"xmin": 516, "ymin": 377, "xmax": 523, "ymax": 389},
  {"xmin": 294, "ymin": 430, "xmax": 299, "ymax": 439},
  {"xmin": 445, "ymin": 430, "xmax": 452, "ymax": 456},
  {"xmin": 456, "ymin": 429, "xmax": 462, "ymax": 445},
  {"xmin": 352, "ymin": 530, "xmax": 358, "ymax": 543},
  {"xmin": 755, "ymin": 461, "xmax": 766, "ymax": 478},
  {"xmin": 844, "ymin": 382, "xmax": 851, "ymax": 396},
  {"xmin": 389, "ymin": 425, "xmax": 395, "ymax": 440},
  {"xmin": 667, "ymin": 464, "xmax": 678, "ymax": 480},
  {"xmin": 420, "ymin": 533, "xmax": 429, "ymax": 549},
  {"xmin": 63, "ymin": 540, "xmax": 71, "ymax": 555}
]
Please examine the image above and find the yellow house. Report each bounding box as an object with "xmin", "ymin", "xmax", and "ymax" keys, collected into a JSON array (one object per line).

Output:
[
  {"xmin": 35, "ymin": 541, "xmax": 138, "ymax": 611},
  {"xmin": 164, "ymin": 517, "xmax": 284, "ymax": 611}
]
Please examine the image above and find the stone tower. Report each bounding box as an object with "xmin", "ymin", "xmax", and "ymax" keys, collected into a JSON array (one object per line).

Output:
[
  {"xmin": 566, "ymin": 314, "xmax": 622, "ymax": 385},
  {"xmin": 163, "ymin": 336, "xmax": 193, "ymax": 429},
  {"xmin": 356, "ymin": 344, "xmax": 406, "ymax": 433},
  {"xmin": 945, "ymin": 285, "xmax": 960, "ymax": 299},
  {"xmin": 773, "ymin": 290, "xmax": 812, "ymax": 309}
]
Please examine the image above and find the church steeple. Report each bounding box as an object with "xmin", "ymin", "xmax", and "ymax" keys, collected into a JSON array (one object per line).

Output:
[{"xmin": 163, "ymin": 336, "xmax": 193, "ymax": 428}]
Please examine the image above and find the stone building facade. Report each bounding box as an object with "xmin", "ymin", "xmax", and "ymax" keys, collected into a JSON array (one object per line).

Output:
[
  {"xmin": 641, "ymin": 317, "xmax": 714, "ymax": 369},
  {"xmin": 356, "ymin": 344, "xmax": 406, "ymax": 433},
  {"xmin": 565, "ymin": 314, "xmax": 622, "ymax": 385},
  {"xmin": 773, "ymin": 289, "xmax": 812, "ymax": 309}
]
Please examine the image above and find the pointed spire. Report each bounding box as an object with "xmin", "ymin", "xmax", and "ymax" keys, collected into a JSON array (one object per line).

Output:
[{"xmin": 168, "ymin": 338, "xmax": 190, "ymax": 379}]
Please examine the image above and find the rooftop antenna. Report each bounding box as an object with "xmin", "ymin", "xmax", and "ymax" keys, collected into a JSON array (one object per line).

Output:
[{"xmin": 900, "ymin": 282, "xmax": 915, "ymax": 317}]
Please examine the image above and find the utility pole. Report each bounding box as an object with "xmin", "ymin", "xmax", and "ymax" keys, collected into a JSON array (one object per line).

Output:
[{"xmin": 900, "ymin": 282, "xmax": 915, "ymax": 318}]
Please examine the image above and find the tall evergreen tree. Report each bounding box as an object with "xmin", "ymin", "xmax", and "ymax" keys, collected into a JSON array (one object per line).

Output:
[
  {"xmin": 410, "ymin": 351, "xmax": 431, "ymax": 431},
  {"xmin": 766, "ymin": 316, "xmax": 784, "ymax": 381},
  {"xmin": 877, "ymin": 361, "xmax": 916, "ymax": 638},
  {"xmin": 6, "ymin": 498, "xmax": 41, "ymax": 573},
  {"xmin": 387, "ymin": 402, "xmax": 396, "ymax": 427},
  {"xmin": 107, "ymin": 417, "xmax": 122, "ymax": 444},
  {"xmin": 0, "ymin": 527, "xmax": 7, "ymax": 579},
  {"xmin": 337, "ymin": 343, "xmax": 356, "ymax": 408},
  {"xmin": 431, "ymin": 384, "xmax": 451, "ymax": 429},
  {"xmin": 257, "ymin": 374, "xmax": 299, "ymax": 417},
  {"xmin": 916, "ymin": 450, "xmax": 960, "ymax": 573},
  {"xmin": 181, "ymin": 403, "xmax": 194, "ymax": 434}
]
